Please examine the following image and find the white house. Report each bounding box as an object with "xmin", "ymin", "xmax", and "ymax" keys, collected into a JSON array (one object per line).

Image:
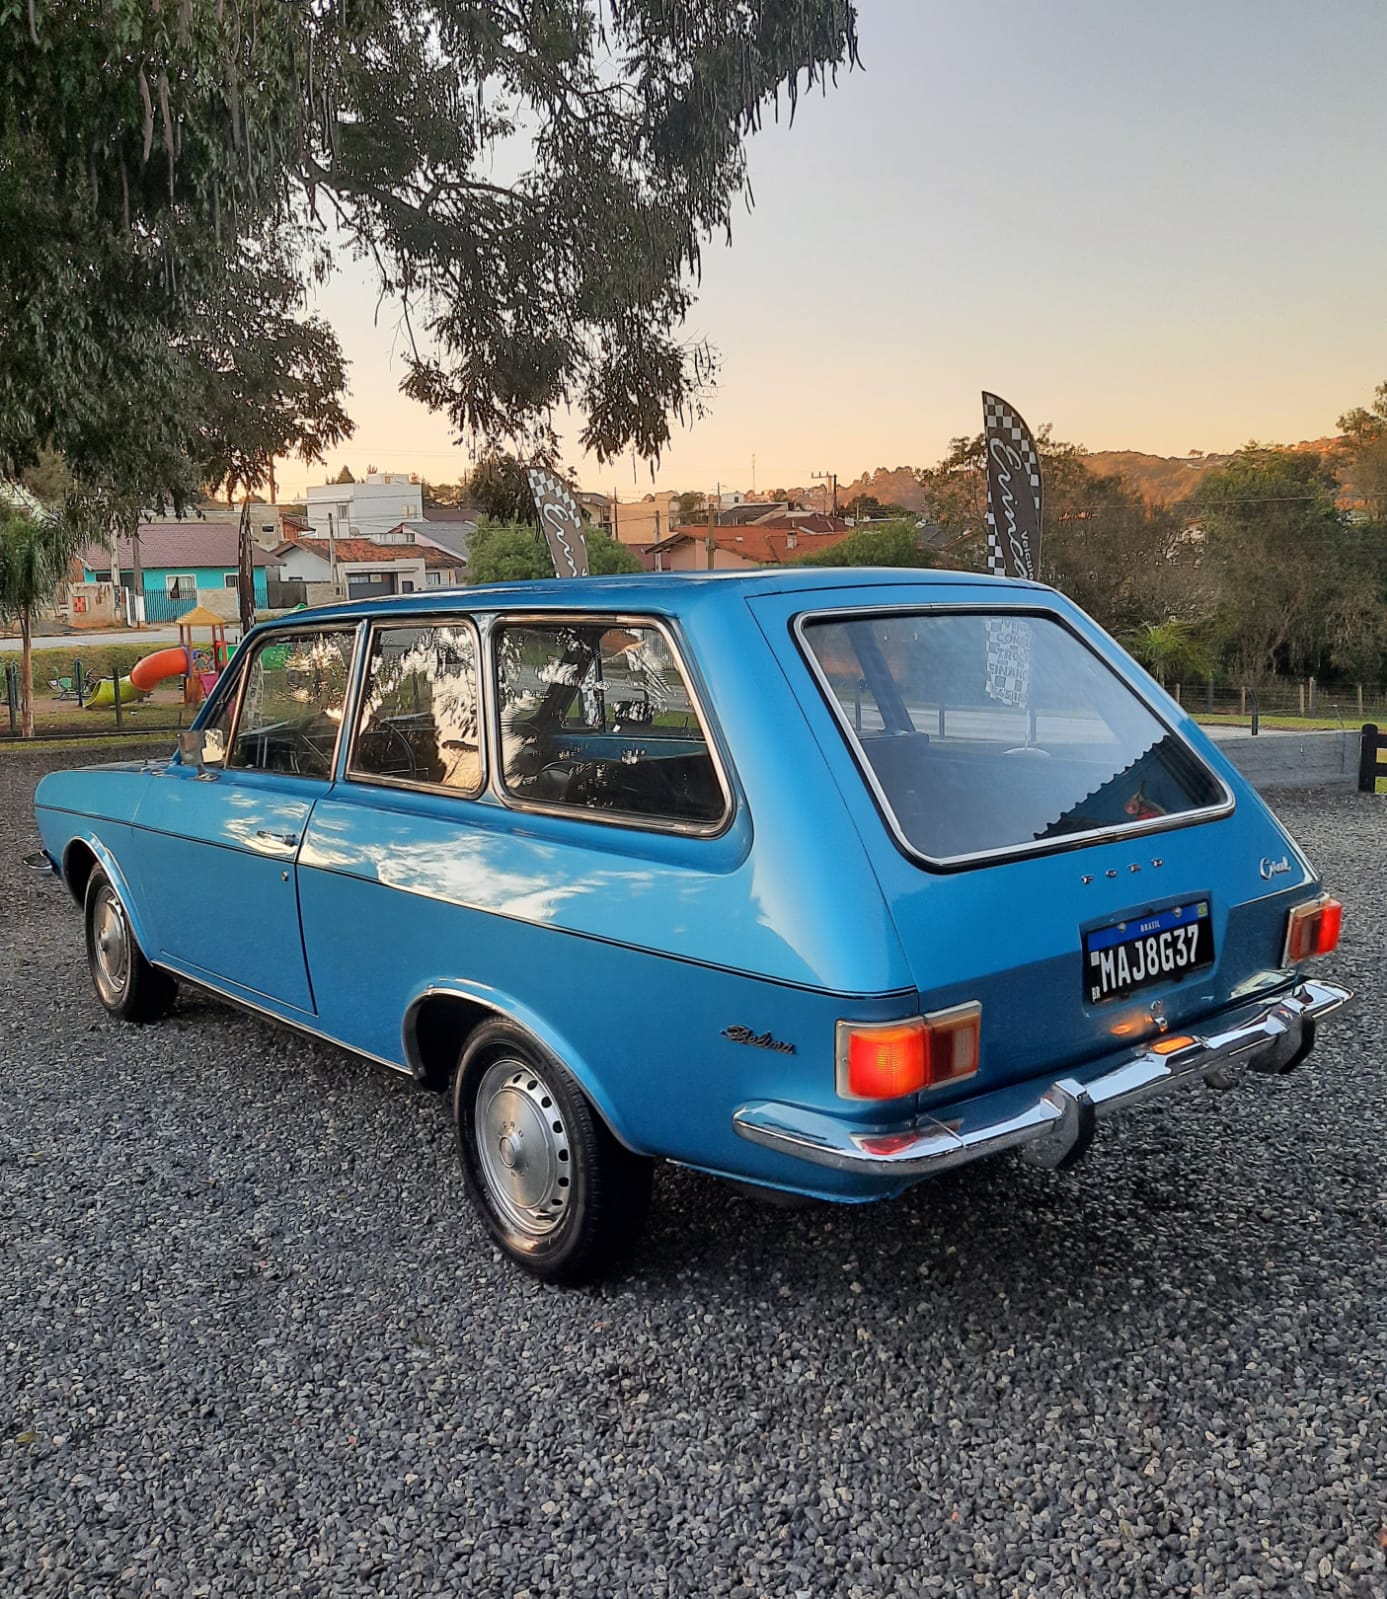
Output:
[{"xmin": 305, "ymin": 472, "xmax": 424, "ymax": 544}]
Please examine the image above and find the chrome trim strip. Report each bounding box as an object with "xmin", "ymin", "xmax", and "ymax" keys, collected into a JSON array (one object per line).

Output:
[
  {"xmin": 733, "ymin": 979, "xmax": 1352, "ymax": 1177},
  {"xmin": 158, "ymin": 962, "xmax": 412, "ymax": 1078},
  {"xmin": 790, "ymin": 602, "xmax": 1236, "ymax": 872},
  {"xmin": 343, "ymin": 614, "xmax": 488, "ymax": 800},
  {"xmin": 486, "ymin": 611, "xmax": 736, "ymax": 839}
]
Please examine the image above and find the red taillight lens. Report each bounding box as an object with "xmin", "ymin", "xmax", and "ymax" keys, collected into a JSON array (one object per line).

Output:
[
  {"xmin": 837, "ymin": 1003, "xmax": 981, "ymax": 1100},
  {"xmin": 843, "ymin": 1021, "xmax": 927, "ymax": 1100},
  {"xmin": 1284, "ymin": 895, "xmax": 1343, "ymax": 964}
]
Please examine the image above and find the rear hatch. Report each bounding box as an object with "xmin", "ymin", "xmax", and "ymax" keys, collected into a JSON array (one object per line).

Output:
[{"xmin": 752, "ymin": 582, "xmax": 1316, "ymax": 1095}]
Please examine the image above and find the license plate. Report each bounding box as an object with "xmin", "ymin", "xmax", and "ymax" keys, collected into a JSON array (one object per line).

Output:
[{"xmin": 1083, "ymin": 901, "xmax": 1214, "ymax": 1004}]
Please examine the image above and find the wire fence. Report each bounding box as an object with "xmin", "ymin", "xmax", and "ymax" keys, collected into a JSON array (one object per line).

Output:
[{"xmin": 1162, "ymin": 679, "xmax": 1387, "ymax": 725}]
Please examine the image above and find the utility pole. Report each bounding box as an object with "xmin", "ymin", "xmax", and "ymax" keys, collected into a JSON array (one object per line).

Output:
[
  {"xmin": 751, "ymin": 453, "xmax": 756, "ymax": 494},
  {"xmin": 327, "ymin": 509, "xmax": 340, "ymax": 598},
  {"xmin": 706, "ymin": 499, "xmax": 716, "ymax": 571},
  {"xmin": 811, "ymin": 471, "xmax": 838, "ymax": 515}
]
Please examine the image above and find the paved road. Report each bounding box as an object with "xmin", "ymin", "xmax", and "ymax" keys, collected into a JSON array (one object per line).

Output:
[
  {"xmin": 0, "ymin": 627, "xmax": 184, "ymax": 652},
  {"xmin": 1, "ymin": 751, "xmax": 1383, "ymax": 1597}
]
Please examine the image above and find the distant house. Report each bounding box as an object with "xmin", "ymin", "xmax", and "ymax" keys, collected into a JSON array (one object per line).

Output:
[
  {"xmin": 273, "ymin": 536, "xmax": 465, "ymax": 602},
  {"xmin": 305, "ymin": 471, "xmax": 424, "ymax": 543},
  {"xmin": 644, "ymin": 514, "xmax": 851, "ymax": 572},
  {"xmin": 81, "ymin": 522, "xmax": 284, "ymax": 620}
]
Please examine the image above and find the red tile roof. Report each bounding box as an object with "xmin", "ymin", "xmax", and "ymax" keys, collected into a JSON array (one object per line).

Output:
[
  {"xmin": 292, "ymin": 537, "xmax": 460, "ymax": 569},
  {"xmin": 648, "ymin": 518, "xmax": 853, "ymax": 565}
]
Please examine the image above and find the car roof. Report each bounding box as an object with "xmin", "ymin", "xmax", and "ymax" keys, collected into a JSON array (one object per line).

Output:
[{"xmin": 258, "ymin": 566, "xmax": 1051, "ymax": 632}]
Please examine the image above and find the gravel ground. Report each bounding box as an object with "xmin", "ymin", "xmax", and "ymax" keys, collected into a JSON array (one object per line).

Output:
[{"xmin": 2, "ymin": 749, "xmax": 1384, "ymax": 1599}]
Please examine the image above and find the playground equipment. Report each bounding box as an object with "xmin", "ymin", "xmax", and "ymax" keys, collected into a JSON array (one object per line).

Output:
[{"xmin": 84, "ymin": 646, "xmax": 191, "ymax": 710}]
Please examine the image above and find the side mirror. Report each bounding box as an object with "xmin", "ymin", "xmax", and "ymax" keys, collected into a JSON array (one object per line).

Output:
[{"xmin": 178, "ymin": 728, "xmax": 225, "ymax": 774}]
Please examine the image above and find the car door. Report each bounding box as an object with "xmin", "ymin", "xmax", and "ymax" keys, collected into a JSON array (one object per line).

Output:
[{"xmin": 130, "ymin": 624, "xmax": 360, "ymax": 1015}]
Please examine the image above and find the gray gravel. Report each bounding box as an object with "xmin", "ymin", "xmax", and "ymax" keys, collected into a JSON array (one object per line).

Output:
[{"xmin": 2, "ymin": 748, "xmax": 1385, "ymax": 1598}]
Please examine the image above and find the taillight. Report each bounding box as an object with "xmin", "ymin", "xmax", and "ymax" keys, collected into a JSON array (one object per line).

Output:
[
  {"xmin": 1283, "ymin": 895, "xmax": 1343, "ymax": 964},
  {"xmin": 836, "ymin": 1003, "xmax": 981, "ymax": 1100}
]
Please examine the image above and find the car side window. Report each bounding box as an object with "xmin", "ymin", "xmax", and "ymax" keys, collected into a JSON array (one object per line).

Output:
[
  {"xmin": 227, "ymin": 629, "xmax": 356, "ymax": 780},
  {"xmin": 349, "ymin": 621, "xmax": 484, "ymax": 795},
  {"xmin": 494, "ymin": 619, "xmax": 727, "ymax": 828}
]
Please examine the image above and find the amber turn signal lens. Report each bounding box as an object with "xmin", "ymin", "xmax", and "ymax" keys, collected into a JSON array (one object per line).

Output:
[
  {"xmin": 836, "ymin": 1003, "xmax": 982, "ymax": 1100},
  {"xmin": 1284, "ymin": 895, "xmax": 1343, "ymax": 964}
]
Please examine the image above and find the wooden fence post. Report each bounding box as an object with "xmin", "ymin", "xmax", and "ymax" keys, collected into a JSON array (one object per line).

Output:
[
  {"xmin": 1358, "ymin": 685, "xmax": 1365, "ymax": 718},
  {"xmin": 1360, "ymin": 724, "xmax": 1384, "ymax": 794},
  {"xmin": 1239, "ymin": 686, "xmax": 1246, "ymax": 717}
]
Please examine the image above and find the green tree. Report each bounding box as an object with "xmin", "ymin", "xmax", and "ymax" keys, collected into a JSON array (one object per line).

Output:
[
  {"xmin": 917, "ymin": 431, "xmax": 1197, "ymax": 634},
  {"xmin": 1338, "ymin": 382, "xmax": 1387, "ymax": 514},
  {"xmin": 0, "ymin": 490, "xmax": 85, "ymax": 737},
  {"xmin": 1194, "ymin": 447, "xmax": 1348, "ymax": 678},
  {"xmin": 673, "ymin": 491, "xmax": 708, "ymax": 525},
  {"xmin": 1124, "ymin": 621, "xmax": 1210, "ymax": 686},
  {"xmin": 466, "ymin": 454, "xmax": 550, "ymax": 524},
  {"xmin": 333, "ymin": 466, "xmax": 357, "ymax": 485},
  {"xmin": 789, "ymin": 519, "xmax": 931, "ymax": 568},
  {"xmin": 194, "ymin": 252, "xmax": 354, "ymax": 505},
  {"xmin": 466, "ymin": 517, "xmax": 641, "ymax": 585},
  {"xmin": 3, "ymin": 1, "xmax": 858, "ymax": 493}
]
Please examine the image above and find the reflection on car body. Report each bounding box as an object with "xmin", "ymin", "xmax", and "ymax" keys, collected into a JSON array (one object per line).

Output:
[{"xmin": 32, "ymin": 570, "xmax": 1351, "ymax": 1283}]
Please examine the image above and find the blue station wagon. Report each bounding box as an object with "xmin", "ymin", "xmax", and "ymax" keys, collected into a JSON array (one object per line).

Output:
[{"xmin": 32, "ymin": 570, "xmax": 1351, "ymax": 1282}]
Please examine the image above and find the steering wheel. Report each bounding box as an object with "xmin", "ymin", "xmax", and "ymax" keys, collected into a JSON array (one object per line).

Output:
[{"xmin": 358, "ymin": 721, "xmax": 419, "ymax": 780}]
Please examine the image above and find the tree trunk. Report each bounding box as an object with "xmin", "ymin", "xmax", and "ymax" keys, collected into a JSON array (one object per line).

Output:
[{"xmin": 20, "ymin": 607, "xmax": 33, "ymax": 739}]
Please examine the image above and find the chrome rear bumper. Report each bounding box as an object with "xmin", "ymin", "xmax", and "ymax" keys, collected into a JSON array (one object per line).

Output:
[{"xmin": 732, "ymin": 978, "xmax": 1352, "ymax": 1178}]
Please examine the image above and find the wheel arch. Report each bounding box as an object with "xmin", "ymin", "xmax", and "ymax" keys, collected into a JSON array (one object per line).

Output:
[
  {"xmin": 401, "ymin": 981, "xmax": 643, "ymax": 1152},
  {"xmin": 63, "ymin": 835, "xmax": 157, "ymax": 957}
]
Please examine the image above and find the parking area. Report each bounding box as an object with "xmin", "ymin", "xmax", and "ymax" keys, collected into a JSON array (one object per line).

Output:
[{"xmin": 2, "ymin": 747, "xmax": 1384, "ymax": 1598}]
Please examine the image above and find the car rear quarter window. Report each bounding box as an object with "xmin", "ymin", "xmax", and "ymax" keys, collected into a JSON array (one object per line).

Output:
[
  {"xmin": 349, "ymin": 621, "xmax": 484, "ymax": 795},
  {"xmin": 800, "ymin": 610, "xmax": 1228, "ymax": 865},
  {"xmin": 494, "ymin": 619, "xmax": 727, "ymax": 829}
]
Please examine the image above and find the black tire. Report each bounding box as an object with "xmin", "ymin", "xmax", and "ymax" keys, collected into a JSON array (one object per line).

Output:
[
  {"xmin": 453, "ymin": 1020, "xmax": 652, "ymax": 1285},
  {"xmin": 84, "ymin": 869, "xmax": 177, "ymax": 1024}
]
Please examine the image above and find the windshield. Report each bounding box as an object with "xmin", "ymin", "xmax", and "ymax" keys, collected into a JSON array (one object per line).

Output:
[{"xmin": 800, "ymin": 610, "xmax": 1227, "ymax": 864}]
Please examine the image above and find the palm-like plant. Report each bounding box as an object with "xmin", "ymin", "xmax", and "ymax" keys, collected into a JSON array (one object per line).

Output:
[
  {"xmin": 0, "ymin": 490, "xmax": 85, "ymax": 738},
  {"xmin": 1125, "ymin": 620, "xmax": 1210, "ymax": 687}
]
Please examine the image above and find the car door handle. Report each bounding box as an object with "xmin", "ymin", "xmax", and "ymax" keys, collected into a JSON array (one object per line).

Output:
[{"xmin": 255, "ymin": 830, "xmax": 300, "ymax": 848}]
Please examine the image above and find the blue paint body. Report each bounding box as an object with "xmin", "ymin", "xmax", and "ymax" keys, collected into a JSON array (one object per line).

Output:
[{"xmin": 34, "ymin": 570, "xmax": 1327, "ymax": 1201}]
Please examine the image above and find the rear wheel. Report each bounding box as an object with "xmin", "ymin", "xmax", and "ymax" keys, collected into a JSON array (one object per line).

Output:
[
  {"xmin": 84, "ymin": 869, "xmax": 176, "ymax": 1023},
  {"xmin": 453, "ymin": 1020, "xmax": 652, "ymax": 1284}
]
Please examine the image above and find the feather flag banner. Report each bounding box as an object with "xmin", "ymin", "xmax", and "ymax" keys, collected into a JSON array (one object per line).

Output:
[
  {"xmin": 981, "ymin": 393, "xmax": 1044, "ymax": 708},
  {"xmin": 528, "ymin": 467, "xmax": 589, "ymax": 578}
]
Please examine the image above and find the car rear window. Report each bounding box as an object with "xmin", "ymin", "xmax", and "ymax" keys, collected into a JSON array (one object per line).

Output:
[{"xmin": 800, "ymin": 610, "xmax": 1227, "ymax": 864}]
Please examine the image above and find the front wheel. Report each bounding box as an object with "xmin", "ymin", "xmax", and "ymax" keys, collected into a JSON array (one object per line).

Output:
[
  {"xmin": 84, "ymin": 869, "xmax": 176, "ymax": 1023},
  {"xmin": 453, "ymin": 1021, "xmax": 652, "ymax": 1284}
]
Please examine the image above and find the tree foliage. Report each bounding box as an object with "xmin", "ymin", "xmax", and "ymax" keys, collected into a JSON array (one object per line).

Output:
[
  {"xmin": 2, "ymin": 0, "xmax": 859, "ymax": 510},
  {"xmin": 0, "ymin": 490, "xmax": 87, "ymax": 736},
  {"xmin": 788, "ymin": 519, "xmax": 931, "ymax": 568},
  {"xmin": 466, "ymin": 516, "xmax": 642, "ymax": 585},
  {"xmin": 1194, "ymin": 446, "xmax": 1386, "ymax": 680}
]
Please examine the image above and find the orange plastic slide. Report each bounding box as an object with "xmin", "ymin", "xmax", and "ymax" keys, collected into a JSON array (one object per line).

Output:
[{"xmin": 128, "ymin": 646, "xmax": 193, "ymax": 693}]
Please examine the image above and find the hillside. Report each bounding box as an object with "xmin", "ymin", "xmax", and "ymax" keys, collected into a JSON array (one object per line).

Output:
[{"xmin": 749, "ymin": 438, "xmax": 1355, "ymax": 513}]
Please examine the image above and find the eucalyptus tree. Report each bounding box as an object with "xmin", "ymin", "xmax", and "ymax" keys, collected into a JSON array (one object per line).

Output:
[{"xmin": 2, "ymin": 0, "xmax": 860, "ymax": 510}]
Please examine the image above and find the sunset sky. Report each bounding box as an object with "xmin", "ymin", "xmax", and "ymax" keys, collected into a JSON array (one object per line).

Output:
[{"xmin": 284, "ymin": 0, "xmax": 1387, "ymax": 499}]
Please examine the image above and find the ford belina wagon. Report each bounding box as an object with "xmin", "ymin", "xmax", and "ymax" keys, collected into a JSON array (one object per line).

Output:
[{"xmin": 32, "ymin": 571, "xmax": 1351, "ymax": 1282}]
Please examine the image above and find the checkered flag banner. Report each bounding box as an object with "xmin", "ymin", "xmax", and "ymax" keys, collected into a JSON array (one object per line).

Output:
[
  {"xmin": 981, "ymin": 392, "xmax": 1043, "ymax": 707},
  {"xmin": 981, "ymin": 391, "xmax": 1042, "ymax": 581},
  {"xmin": 528, "ymin": 467, "xmax": 590, "ymax": 578}
]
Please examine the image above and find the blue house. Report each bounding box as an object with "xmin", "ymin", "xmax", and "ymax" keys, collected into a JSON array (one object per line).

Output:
[{"xmin": 82, "ymin": 521, "xmax": 284, "ymax": 621}]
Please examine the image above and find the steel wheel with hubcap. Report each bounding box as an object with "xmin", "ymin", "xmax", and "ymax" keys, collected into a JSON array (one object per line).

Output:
[
  {"xmin": 84, "ymin": 868, "xmax": 176, "ymax": 1023},
  {"xmin": 454, "ymin": 1020, "xmax": 652, "ymax": 1283}
]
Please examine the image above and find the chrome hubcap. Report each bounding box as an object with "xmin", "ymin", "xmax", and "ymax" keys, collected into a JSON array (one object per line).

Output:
[
  {"xmin": 92, "ymin": 891, "xmax": 130, "ymax": 1001},
  {"xmin": 475, "ymin": 1059, "xmax": 571, "ymax": 1237}
]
